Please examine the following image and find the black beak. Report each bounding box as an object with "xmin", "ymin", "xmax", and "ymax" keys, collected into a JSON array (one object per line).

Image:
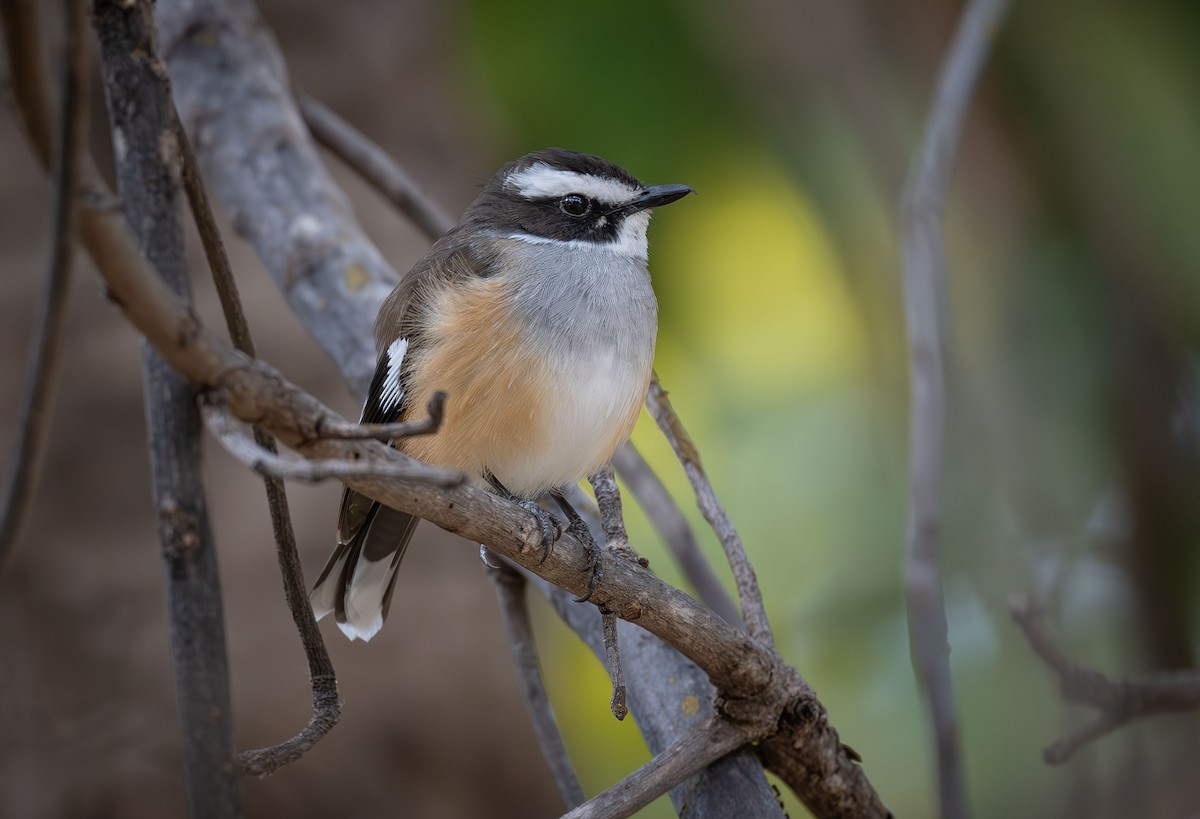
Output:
[{"xmin": 625, "ymin": 183, "xmax": 695, "ymax": 213}]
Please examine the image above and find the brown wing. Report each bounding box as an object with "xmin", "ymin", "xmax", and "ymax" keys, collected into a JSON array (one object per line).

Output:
[{"xmin": 312, "ymin": 234, "xmax": 498, "ymax": 640}]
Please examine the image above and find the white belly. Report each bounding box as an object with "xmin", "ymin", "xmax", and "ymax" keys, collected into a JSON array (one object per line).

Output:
[{"xmin": 494, "ymin": 344, "xmax": 650, "ymax": 496}]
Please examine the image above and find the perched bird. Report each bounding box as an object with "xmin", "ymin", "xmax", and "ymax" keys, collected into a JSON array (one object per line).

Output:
[{"xmin": 310, "ymin": 148, "xmax": 693, "ymax": 641}]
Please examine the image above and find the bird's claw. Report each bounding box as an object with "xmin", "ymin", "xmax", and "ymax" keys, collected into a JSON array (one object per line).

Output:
[
  {"xmin": 516, "ymin": 498, "xmax": 561, "ymax": 565},
  {"xmin": 568, "ymin": 519, "xmax": 606, "ymax": 603}
]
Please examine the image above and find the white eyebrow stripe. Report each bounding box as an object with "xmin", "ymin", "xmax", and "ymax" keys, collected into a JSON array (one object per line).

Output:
[{"xmin": 505, "ymin": 162, "xmax": 641, "ymax": 205}]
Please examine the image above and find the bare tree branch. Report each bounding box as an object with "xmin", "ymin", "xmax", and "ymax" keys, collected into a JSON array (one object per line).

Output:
[
  {"xmin": 899, "ymin": 1, "xmax": 1013, "ymax": 816},
  {"xmin": 531, "ymin": 572, "xmax": 786, "ymax": 818},
  {"xmin": 203, "ymin": 402, "xmax": 463, "ymax": 486},
  {"xmin": 612, "ymin": 443, "xmax": 741, "ymax": 627},
  {"xmin": 313, "ymin": 390, "xmax": 446, "ymax": 441},
  {"xmin": 646, "ymin": 374, "xmax": 773, "ymax": 645},
  {"xmin": 157, "ymin": 0, "xmax": 396, "ymax": 389},
  {"xmin": 589, "ymin": 464, "xmax": 645, "ymax": 567},
  {"xmin": 561, "ymin": 720, "xmax": 746, "ymax": 819},
  {"xmin": 92, "ymin": 0, "xmax": 242, "ymax": 813},
  {"xmin": 485, "ymin": 562, "xmax": 586, "ymax": 810},
  {"xmin": 1010, "ymin": 597, "xmax": 1200, "ymax": 765},
  {"xmin": 600, "ymin": 608, "xmax": 628, "ymax": 722},
  {"xmin": 0, "ymin": 0, "xmax": 86, "ymax": 569},
  {"xmin": 297, "ymin": 93, "xmax": 455, "ymax": 241}
]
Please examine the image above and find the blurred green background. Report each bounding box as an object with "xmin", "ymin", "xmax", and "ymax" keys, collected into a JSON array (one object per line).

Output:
[
  {"xmin": 456, "ymin": 0, "xmax": 1200, "ymax": 815},
  {"xmin": 2, "ymin": 0, "xmax": 1199, "ymax": 817}
]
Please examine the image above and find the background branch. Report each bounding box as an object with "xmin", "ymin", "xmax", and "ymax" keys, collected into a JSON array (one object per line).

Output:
[
  {"xmin": 0, "ymin": 0, "xmax": 86, "ymax": 568},
  {"xmin": 92, "ymin": 0, "xmax": 241, "ymax": 813},
  {"xmin": 297, "ymin": 92, "xmax": 455, "ymax": 241},
  {"xmin": 485, "ymin": 562, "xmax": 586, "ymax": 810},
  {"xmin": 899, "ymin": 0, "xmax": 1013, "ymax": 816},
  {"xmin": 1010, "ymin": 598, "xmax": 1200, "ymax": 765},
  {"xmin": 612, "ymin": 444, "xmax": 740, "ymax": 627},
  {"xmin": 646, "ymin": 375, "xmax": 772, "ymax": 644},
  {"xmin": 562, "ymin": 720, "xmax": 746, "ymax": 819}
]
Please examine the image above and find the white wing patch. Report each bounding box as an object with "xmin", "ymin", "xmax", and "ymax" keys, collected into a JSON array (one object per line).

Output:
[
  {"xmin": 505, "ymin": 163, "xmax": 640, "ymax": 207},
  {"xmin": 377, "ymin": 337, "xmax": 409, "ymax": 414}
]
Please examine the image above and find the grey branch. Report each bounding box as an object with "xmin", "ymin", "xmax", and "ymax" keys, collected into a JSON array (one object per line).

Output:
[
  {"xmin": 157, "ymin": 0, "xmax": 396, "ymax": 389},
  {"xmin": 485, "ymin": 562, "xmax": 586, "ymax": 809},
  {"xmin": 1010, "ymin": 597, "xmax": 1200, "ymax": 765},
  {"xmin": 562, "ymin": 720, "xmax": 747, "ymax": 819},
  {"xmin": 92, "ymin": 0, "xmax": 243, "ymax": 813},
  {"xmin": 899, "ymin": 0, "xmax": 1013, "ymax": 816},
  {"xmin": 612, "ymin": 443, "xmax": 741, "ymax": 627},
  {"xmin": 0, "ymin": 0, "xmax": 86, "ymax": 569},
  {"xmin": 646, "ymin": 375, "xmax": 773, "ymax": 644},
  {"xmin": 314, "ymin": 390, "xmax": 447, "ymax": 441},
  {"xmin": 531, "ymin": 572, "xmax": 786, "ymax": 818},
  {"xmin": 170, "ymin": 79, "xmax": 342, "ymax": 775},
  {"xmin": 589, "ymin": 465, "xmax": 639, "ymax": 720},
  {"xmin": 297, "ymin": 93, "xmax": 455, "ymax": 241},
  {"xmin": 203, "ymin": 402, "xmax": 464, "ymax": 487}
]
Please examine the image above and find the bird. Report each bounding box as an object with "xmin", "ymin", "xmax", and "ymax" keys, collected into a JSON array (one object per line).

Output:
[{"xmin": 309, "ymin": 148, "xmax": 693, "ymax": 641}]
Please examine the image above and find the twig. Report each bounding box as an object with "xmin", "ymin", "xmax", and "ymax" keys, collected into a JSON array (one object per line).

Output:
[
  {"xmin": 612, "ymin": 443, "xmax": 741, "ymax": 626},
  {"xmin": 646, "ymin": 374, "xmax": 773, "ymax": 645},
  {"xmin": 587, "ymin": 465, "xmax": 640, "ymax": 720},
  {"xmin": 899, "ymin": 1, "xmax": 1012, "ymax": 816},
  {"xmin": 601, "ymin": 609, "xmax": 628, "ymax": 722},
  {"xmin": 0, "ymin": 0, "xmax": 87, "ymax": 569},
  {"xmin": 1010, "ymin": 597, "xmax": 1200, "ymax": 765},
  {"xmin": 203, "ymin": 402, "xmax": 464, "ymax": 487},
  {"xmin": 531, "ymin": 571, "xmax": 786, "ymax": 818},
  {"xmin": 561, "ymin": 719, "xmax": 746, "ymax": 819},
  {"xmin": 171, "ymin": 97, "xmax": 342, "ymax": 776},
  {"xmin": 297, "ymin": 93, "xmax": 455, "ymax": 241},
  {"xmin": 588, "ymin": 464, "xmax": 645, "ymax": 567},
  {"xmin": 485, "ymin": 561, "xmax": 586, "ymax": 809},
  {"xmin": 314, "ymin": 391, "xmax": 446, "ymax": 440},
  {"xmin": 92, "ymin": 0, "xmax": 242, "ymax": 813}
]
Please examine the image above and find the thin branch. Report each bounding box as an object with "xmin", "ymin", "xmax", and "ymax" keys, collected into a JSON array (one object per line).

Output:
[
  {"xmin": 612, "ymin": 443, "xmax": 741, "ymax": 626},
  {"xmin": 899, "ymin": 1, "xmax": 1012, "ymax": 816},
  {"xmin": 171, "ymin": 98, "xmax": 342, "ymax": 777},
  {"xmin": 588, "ymin": 464, "xmax": 645, "ymax": 567},
  {"xmin": 92, "ymin": 0, "xmax": 241, "ymax": 813},
  {"xmin": 0, "ymin": 0, "xmax": 87, "ymax": 569},
  {"xmin": 601, "ymin": 608, "xmax": 628, "ymax": 722},
  {"xmin": 561, "ymin": 720, "xmax": 746, "ymax": 819},
  {"xmin": 485, "ymin": 561, "xmax": 586, "ymax": 809},
  {"xmin": 588, "ymin": 465, "xmax": 638, "ymax": 720},
  {"xmin": 646, "ymin": 374, "xmax": 773, "ymax": 645},
  {"xmin": 202, "ymin": 402, "xmax": 464, "ymax": 487},
  {"xmin": 297, "ymin": 92, "xmax": 455, "ymax": 241},
  {"xmin": 1010, "ymin": 597, "xmax": 1200, "ymax": 765},
  {"xmin": 314, "ymin": 391, "xmax": 446, "ymax": 440}
]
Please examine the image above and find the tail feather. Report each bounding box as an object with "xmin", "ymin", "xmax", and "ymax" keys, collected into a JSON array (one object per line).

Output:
[{"xmin": 311, "ymin": 489, "xmax": 419, "ymax": 642}]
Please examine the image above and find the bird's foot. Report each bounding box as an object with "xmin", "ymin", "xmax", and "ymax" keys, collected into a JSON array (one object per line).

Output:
[
  {"xmin": 514, "ymin": 497, "xmax": 562, "ymax": 566},
  {"xmin": 566, "ymin": 518, "xmax": 606, "ymax": 604},
  {"xmin": 550, "ymin": 488, "xmax": 606, "ymax": 603}
]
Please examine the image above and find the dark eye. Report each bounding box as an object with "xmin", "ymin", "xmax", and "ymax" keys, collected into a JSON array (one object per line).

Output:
[{"xmin": 559, "ymin": 194, "xmax": 591, "ymax": 217}]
